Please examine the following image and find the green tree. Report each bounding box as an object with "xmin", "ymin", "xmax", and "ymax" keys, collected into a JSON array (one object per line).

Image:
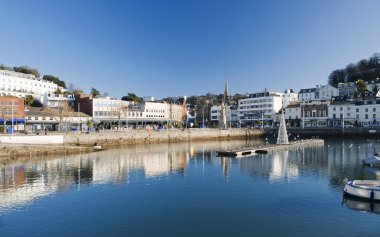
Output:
[
  {"xmin": 121, "ymin": 93, "xmax": 142, "ymax": 103},
  {"xmin": 328, "ymin": 69, "xmax": 346, "ymax": 87},
  {"xmin": 91, "ymin": 87, "xmax": 100, "ymax": 98},
  {"xmin": 0, "ymin": 64, "xmax": 12, "ymax": 71},
  {"xmin": 372, "ymin": 84, "xmax": 379, "ymax": 96},
  {"xmin": 13, "ymin": 66, "xmax": 40, "ymax": 77},
  {"xmin": 54, "ymin": 88, "xmax": 63, "ymax": 94},
  {"xmin": 43, "ymin": 75, "xmax": 66, "ymax": 88},
  {"xmin": 25, "ymin": 95, "xmax": 34, "ymax": 106},
  {"xmin": 356, "ymin": 79, "xmax": 368, "ymax": 94}
]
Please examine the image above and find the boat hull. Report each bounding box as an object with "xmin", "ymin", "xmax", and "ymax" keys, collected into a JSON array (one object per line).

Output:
[
  {"xmin": 362, "ymin": 156, "xmax": 380, "ymax": 167},
  {"xmin": 343, "ymin": 180, "xmax": 380, "ymax": 202}
]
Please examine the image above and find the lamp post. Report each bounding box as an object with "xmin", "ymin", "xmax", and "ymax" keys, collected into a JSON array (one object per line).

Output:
[
  {"xmin": 78, "ymin": 103, "xmax": 80, "ymax": 132},
  {"xmin": 2, "ymin": 107, "xmax": 5, "ymax": 133},
  {"xmin": 202, "ymin": 106, "xmax": 205, "ymax": 129},
  {"xmin": 342, "ymin": 106, "xmax": 345, "ymax": 133},
  {"xmin": 11, "ymin": 100, "xmax": 14, "ymax": 135}
]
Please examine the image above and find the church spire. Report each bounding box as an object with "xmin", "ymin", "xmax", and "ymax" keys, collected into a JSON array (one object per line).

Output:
[{"xmin": 224, "ymin": 80, "xmax": 229, "ymax": 105}]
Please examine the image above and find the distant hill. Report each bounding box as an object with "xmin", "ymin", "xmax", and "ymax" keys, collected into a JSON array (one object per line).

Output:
[{"xmin": 328, "ymin": 53, "xmax": 380, "ymax": 87}]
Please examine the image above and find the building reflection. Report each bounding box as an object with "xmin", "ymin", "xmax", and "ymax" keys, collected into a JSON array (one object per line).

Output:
[
  {"xmin": 0, "ymin": 139, "xmax": 250, "ymax": 212},
  {"xmin": 3, "ymin": 138, "xmax": 373, "ymax": 212},
  {"xmin": 239, "ymin": 145, "xmax": 326, "ymax": 182}
]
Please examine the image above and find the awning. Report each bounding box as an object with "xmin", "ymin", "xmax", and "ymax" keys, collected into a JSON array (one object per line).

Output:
[{"xmin": 0, "ymin": 118, "xmax": 27, "ymax": 123}]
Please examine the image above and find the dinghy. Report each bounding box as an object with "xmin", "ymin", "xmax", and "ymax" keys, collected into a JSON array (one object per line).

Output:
[
  {"xmin": 362, "ymin": 153, "xmax": 380, "ymax": 167},
  {"xmin": 343, "ymin": 178, "xmax": 380, "ymax": 202}
]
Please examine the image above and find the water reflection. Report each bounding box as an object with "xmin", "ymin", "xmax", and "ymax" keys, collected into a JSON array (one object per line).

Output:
[
  {"xmin": 1, "ymin": 138, "xmax": 380, "ymax": 214},
  {"xmin": 342, "ymin": 196, "xmax": 380, "ymax": 214}
]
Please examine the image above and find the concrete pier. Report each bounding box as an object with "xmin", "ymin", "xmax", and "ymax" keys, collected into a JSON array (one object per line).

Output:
[{"xmin": 216, "ymin": 139, "xmax": 324, "ymax": 157}]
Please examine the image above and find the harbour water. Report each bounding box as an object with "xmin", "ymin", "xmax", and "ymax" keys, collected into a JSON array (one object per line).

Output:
[{"xmin": 0, "ymin": 138, "xmax": 379, "ymax": 237}]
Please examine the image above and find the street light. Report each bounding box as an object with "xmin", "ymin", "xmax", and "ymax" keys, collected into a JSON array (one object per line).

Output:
[
  {"xmin": 202, "ymin": 106, "xmax": 205, "ymax": 129},
  {"xmin": 11, "ymin": 100, "xmax": 13, "ymax": 135},
  {"xmin": 78, "ymin": 103, "xmax": 80, "ymax": 132},
  {"xmin": 2, "ymin": 107, "xmax": 5, "ymax": 133}
]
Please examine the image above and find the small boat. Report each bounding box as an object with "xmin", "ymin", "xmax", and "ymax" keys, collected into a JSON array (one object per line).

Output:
[
  {"xmin": 93, "ymin": 143, "xmax": 102, "ymax": 151},
  {"xmin": 362, "ymin": 153, "xmax": 380, "ymax": 167},
  {"xmin": 343, "ymin": 178, "xmax": 380, "ymax": 202}
]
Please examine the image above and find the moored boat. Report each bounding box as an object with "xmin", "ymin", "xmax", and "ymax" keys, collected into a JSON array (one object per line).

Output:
[
  {"xmin": 362, "ymin": 153, "xmax": 380, "ymax": 167},
  {"xmin": 343, "ymin": 178, "xmax": 380, "ymax": 202}
]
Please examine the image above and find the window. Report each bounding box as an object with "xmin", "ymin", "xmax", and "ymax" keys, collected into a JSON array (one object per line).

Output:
[
  {"xmin": 365, "ymin": 108, "xmax": 368, "ymax": 112},
  {"xmin": 365, "ymin": 114, "xmax": 368, "ymax": 119},
  {"xmin": 373, "ymin": 108, "xmax": 376, "ymax": 112}
]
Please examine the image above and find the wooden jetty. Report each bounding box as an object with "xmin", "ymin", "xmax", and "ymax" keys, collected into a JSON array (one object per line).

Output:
[{"xmin": 216, "ymin": 139, "xmax": 324, "ymax": 157}]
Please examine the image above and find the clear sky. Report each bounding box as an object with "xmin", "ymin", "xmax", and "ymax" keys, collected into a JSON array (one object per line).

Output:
[{"xmin": 0, "ymin": 0, "xmax": 379, "ymax": 99}]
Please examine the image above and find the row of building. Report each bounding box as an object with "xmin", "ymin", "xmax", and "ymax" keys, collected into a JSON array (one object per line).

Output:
[
  {"xmin": 2, "ymin": 67, "xmax": 380, "ymax": 131},
  {"xmin": 211, "ymin": 80, "xmax": 380, "ymax": 128},
  {"xmin": 0, "ymin": 69, "xmax": 189, "ymax": 132}
]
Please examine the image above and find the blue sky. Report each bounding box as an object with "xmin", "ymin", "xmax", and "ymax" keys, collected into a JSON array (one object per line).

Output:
[{"xmin": 0, "ymin": 0, "xmax": 379, "ymax": 99}]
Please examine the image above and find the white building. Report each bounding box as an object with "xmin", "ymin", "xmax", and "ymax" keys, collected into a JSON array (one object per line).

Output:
[
  {"xmin": 338, "ymin": 82, "xmax": 356, "ymax": 96},
  {"xmin": 315, "ymin": 85, "xmax": 339, "ymax": 100},
  {"xmin": 328, "ymin": 100, "xmax": 380, "ymax": 127},
  {"xmin": 282, "ymin": 89, "xmax": 298, "ymax": 108},
  {"xmin": 0, "ymin": 69, "xmax": 63, "ymax": 103},
  {"xmin": 238, "ymin": 90, "xmax": 283, "ymax": 124},
  {"xmin": 284, "ymin": 104, "xmax": 301, "ymax": 121},
  {"xmin": 43, "ymin": 93, "xmax": 75, "ymax": 111},
  {"xmin": 143, "ymin": 96, "xmax": 156, "ymax": 102},
  {"xmin": 210, "ymin": 105, "xmax": 238, "ymax": 125},
  {"xmin": 298, "ymin": 88, "xmax": 316, "ymax": 102},
  {"xmin": 327, "ymin": 101, "xmax": 356, "ymax": 127},
  {"xmin": 91, "ymin": 97, "xmax": 132, "ymax": 120}
]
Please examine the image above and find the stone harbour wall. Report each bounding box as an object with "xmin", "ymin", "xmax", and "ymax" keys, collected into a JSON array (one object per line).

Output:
[{"xmin": 64, "ymin": 128, "xmax": 263, "ymax": 146}]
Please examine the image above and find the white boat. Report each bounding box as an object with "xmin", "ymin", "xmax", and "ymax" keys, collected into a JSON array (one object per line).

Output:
[
  {"xmin": 343, "ymin": 178, "xmax": 380, "ymax": 201},
  {"xmin": 93, "ymin": 143, "xmax": 102, "ymax": 151},
  {"xmin": 362, "ymin": 154, "xmax": 380, "ymax": 167}
]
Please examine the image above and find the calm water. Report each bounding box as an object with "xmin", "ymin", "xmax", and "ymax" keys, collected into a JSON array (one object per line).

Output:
[{"xmin": 0, "ymin": 138, "xmax": 379, "ymax": 237}]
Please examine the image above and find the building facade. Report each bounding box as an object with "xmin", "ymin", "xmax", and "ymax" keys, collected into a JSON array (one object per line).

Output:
[
  {"xmin": 210, "ymin": 105, "xmax": 238, "ymax": 126},
  {"xmin": 238, "ymin": 90, "xmax": 283, "ymax": 125},
  {"xmin": 315, "ymin": 85, "xmax": 339, "ymax": 100},
  {"xmin": 0, "ymin": 70, "xmax": 62, "ymax": 103},
  {"xmin": 298, "ymin": 88, "xmax": 316, "ymax": 102},
  {"xmin": 282, "ymin": 89, "xmax": 298, "ymax": 108},
  {"xmin": 0, "ymin": 96, "xmax": 26, "ymax": 132}
]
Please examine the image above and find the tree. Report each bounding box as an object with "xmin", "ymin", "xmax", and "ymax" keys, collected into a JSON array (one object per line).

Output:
[
  {"xmin": 13, "ymin": 66, "xmax": 40, "ymax": 78},
  {"xmin": 345, "ymin": 63, "xmax": 357, "ymax": 75},
  {"xmin": 54, "ymin": 88, "xmax": 63, "ymax": 94},
  {"xmin": 67, "ymin": 83, "xmax": 83, "ymax": 94},
  {"xmin": 72, "ymin": 89, "xmax": 84, "ymax": 95},
  {"xmin": 121, "ymin": 93, "xmax": 142, "ymax": 103},
  {"xmin": 328, "ymin": 69, "xmax": 346, "ymax": 87},
  {"xmin": 357, "ymin": 59, "xmax": 371, "ymax": 72},
  {"xmin": 25, "ymin": 95, "xmax": 34, "ymax": 106},
  {"xmin": 372, "ymin": 84, "xmax": 379, "ymax": 96},
  {"xmin": 91, "ymin": 87, "xmax": 100, "ymax": 98},
  {"xmin": 356, "ymin": 79, "xmax": 368, "ymax": 94},
  {"xmin": 43, "ymin": 75, "xmax": 66, "ymax": 88},
  {"xmin": 0, "ymin": 64, "xmax": 12, "ymax": 71}
]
